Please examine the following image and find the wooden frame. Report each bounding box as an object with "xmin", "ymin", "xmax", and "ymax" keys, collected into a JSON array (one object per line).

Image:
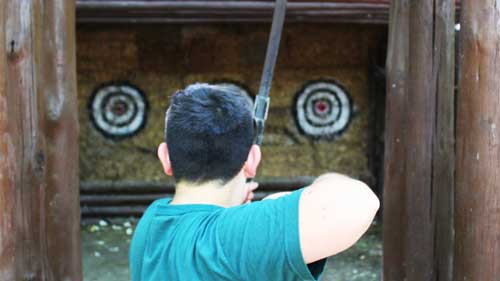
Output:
[
  {"xmin": 76, "ymin": 0, "xmax": 391, "ymax": 24},
  {"xmin": 4, "ymin": 0, "xmax": 500, "ymax": 280}
]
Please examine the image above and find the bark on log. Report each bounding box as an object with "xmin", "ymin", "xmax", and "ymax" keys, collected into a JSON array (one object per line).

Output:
[
  {"xmin": 454, "ymin": 0, "xmax": 500, "ymax": 279},
  {"xmin": 384, "ymin": 1, "xmax": 455, "ymax": 280},
  {"xmin": 0, "ymin": 1, "xmax": 82, "ymax": 280}
]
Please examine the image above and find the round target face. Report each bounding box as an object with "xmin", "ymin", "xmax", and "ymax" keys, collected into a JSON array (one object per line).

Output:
[
  {"xmin": 213, "ymin": 81, "xmax": 254, "ymax": 110},
  {"xmin": 294, "ymin": 81, "xmax": 352, "ymax": 138},
  {"xmin": 89, "ymin": 83, "xmax": 148, "ymax": 139}
]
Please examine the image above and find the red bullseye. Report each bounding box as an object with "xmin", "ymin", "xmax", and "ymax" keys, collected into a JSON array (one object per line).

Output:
[{"xmin": 314, "ymin": 100, "xmax": 329, "ymax": 115}]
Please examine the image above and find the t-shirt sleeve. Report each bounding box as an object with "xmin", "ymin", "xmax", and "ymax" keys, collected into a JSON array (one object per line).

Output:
[{"xmin": 215, "ymin": 189, "xmax": 326, "ymax": 281}]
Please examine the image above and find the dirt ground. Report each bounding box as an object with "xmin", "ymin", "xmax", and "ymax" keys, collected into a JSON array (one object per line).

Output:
[{"xmin": 82, "ymin": 218, "xmax": 382, "ymax": 281}]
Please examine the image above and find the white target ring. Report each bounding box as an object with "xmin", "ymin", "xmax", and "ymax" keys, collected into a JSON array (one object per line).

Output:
[
  {"xmin": 89, "ymin": 83, "xmax": 148, "ymax": 139},
  {"xmin": 213, "ymin": 82, "xmax": 254, "ymax": 110},
  {"xmin": 295, "ymin": 81, "xmax": 352, "ymax": 138}
]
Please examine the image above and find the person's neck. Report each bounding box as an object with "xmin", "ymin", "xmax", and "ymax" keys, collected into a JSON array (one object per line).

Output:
[{"xmin": 170, "ymin": 178, "xmax": 240, "ymax": 208}]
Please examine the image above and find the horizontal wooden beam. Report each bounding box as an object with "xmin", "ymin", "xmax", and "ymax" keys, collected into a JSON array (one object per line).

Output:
[
  {"xmin": 77, "ymin": 1, "xmax": 390, "ymax": 10},
  {"xmin": 79, "ymin": 178, "xmax": 311, "ymax": 217},
  {"xmin": 80, "ymin": 191, "xmax": 276, "ymax": 217},
  {"xmin": 81, "ymin": 191, "xmax": 273, "ymax": 206},
  {"xmin": 80, "ymin": 177, "xmax": 315, "ymax": 194},
  {"xmin": 81, "ymin": 194, "xmax": 168, "ymax": 206},
  {"xmin": 81, "ymin": 205, "xmax": 148, "ymax": 217},
  {"xmin": 76, "ymin": 0, "xmax": 391, "ymax": 24}
]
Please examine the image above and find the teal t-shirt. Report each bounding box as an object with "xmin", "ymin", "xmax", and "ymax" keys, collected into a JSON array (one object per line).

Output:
[{"xmin": 129, "ymin": 188, "xmax": 326, "ymax": 281}]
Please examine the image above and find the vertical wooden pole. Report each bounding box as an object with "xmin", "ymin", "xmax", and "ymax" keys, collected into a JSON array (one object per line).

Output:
[
  {"xmin": 0, "ymin": 0, "xmax": 15, "ymax": 278},
  {"xmin": 0, "ymin": 1, "xmax": 82, "ymax": 280},
  {"xmin": 384, "ymin": 1, "xmax": 455, "ymax": 280},
  {"xmin": 43, "ymin": 1, "xmax": 82, "ymax": 279},
  {"xmin": 431, "ymin": 1, "xmax": 456, "ymax": 280},
  {"xmin": 383, "ymin": 1, "xmax": 409, "ymax": 280},
  {"xmin": 454, "ymin": 0, "xmax": 500, "ymax": 279}
]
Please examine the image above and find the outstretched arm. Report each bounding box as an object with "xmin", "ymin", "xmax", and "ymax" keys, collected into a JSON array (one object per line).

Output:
[{"xmin": 298, "ymin": 173, "xmax": 379, "ymax": 264}]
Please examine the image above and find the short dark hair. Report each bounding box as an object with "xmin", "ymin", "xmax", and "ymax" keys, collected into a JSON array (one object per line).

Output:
[{"xmin": 165, "ymin": 83, "xmax": 254, "ymax": 184}]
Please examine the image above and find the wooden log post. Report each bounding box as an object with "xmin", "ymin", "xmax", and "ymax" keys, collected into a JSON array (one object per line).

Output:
[
  {"xmin": 0, "ymin": 1, "xmax": 82, "ymax": 280},
  {"xmin": 384, "ymin": 1, "xmax": 455, "ymax": 280},
  {"xmin": 454, "ymin": 0, "xmax": 500, "ymax": 279}
]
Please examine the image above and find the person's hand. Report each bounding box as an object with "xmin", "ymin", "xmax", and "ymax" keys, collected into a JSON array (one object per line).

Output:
[{"xmin": 243, "ymin": 181, "xmax": 259, "ymax": 204}]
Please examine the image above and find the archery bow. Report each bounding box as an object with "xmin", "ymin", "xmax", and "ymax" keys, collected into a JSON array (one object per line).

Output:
[{"xmin": 253, "ymin": 0, "xmax": 287, "ymax": 145}]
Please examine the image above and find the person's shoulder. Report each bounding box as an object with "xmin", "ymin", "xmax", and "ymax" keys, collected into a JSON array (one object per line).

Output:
[
  {"xmin": 151, "ymin": 197, "xmax": 172, "ymax": 207},
  {"xmin": 144, "ymin": 197, "xmax": 171, "ymax": 214},
  {"xmin": 135, "ymin": 198, "xmax": 170, "ymax": 228},
  {"xmin": 218, "ymin": 188, "xmax": 305, "ymax": 220}
]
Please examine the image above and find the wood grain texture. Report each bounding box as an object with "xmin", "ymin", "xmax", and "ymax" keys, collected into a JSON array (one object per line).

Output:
[
  {"xmin": 76, "ymin": 0, "xmax": 391, "ymax": 24},
  {"xmin": 454, "ymin": 0, "xmax": 500, "ymax": 279},
  {"xmin": 74, "ymin": 0, "xmax": 461, "ymax": 24},
  {"xmin": 0, "ymin": 1, "xmax": 82, "ymax": 280},
  {"xmin": 383, "ymin": 1, "xmax": 409, "ymax": 280},
  {"xmin": 405, "ymin": 2, "xmax": 436, "ymax": 280},
  {"xmin": 384, "ymin": 0, "xmax": 455, "ymax": 280},
  {"xmin": 432, "ymin": 1, "xmax": 456, "ymax": 280},
  {"xmin": 0, "ymin": 0, "xmax": 16, "ymax": 278}
]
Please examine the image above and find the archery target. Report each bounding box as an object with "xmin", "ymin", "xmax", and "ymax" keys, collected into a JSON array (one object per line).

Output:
[
  {"xmin": 213, "ymin": 82, "xmax": 254, "ymax": 109},
  {"xmin": 294, "ymin": 81, "xmax": 352, "ymax": 138},
  {"xmin": 89, "ymin": 83, "xmax": 148, "ymax": 139}
]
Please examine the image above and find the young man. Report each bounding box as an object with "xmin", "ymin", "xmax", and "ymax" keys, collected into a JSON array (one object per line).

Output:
[{"xmin": 129, "ymin": 83, "xmax": 380, "ymax": 281}]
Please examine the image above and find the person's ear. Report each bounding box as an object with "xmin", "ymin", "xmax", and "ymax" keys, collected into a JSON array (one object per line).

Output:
[
  {"xmin": 157, "ymin": 142, "xmax": 173, "ymax": 176},
  {"xmin": 243, "ymin": 145, "xmax": 261, "ymax": 178}
]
